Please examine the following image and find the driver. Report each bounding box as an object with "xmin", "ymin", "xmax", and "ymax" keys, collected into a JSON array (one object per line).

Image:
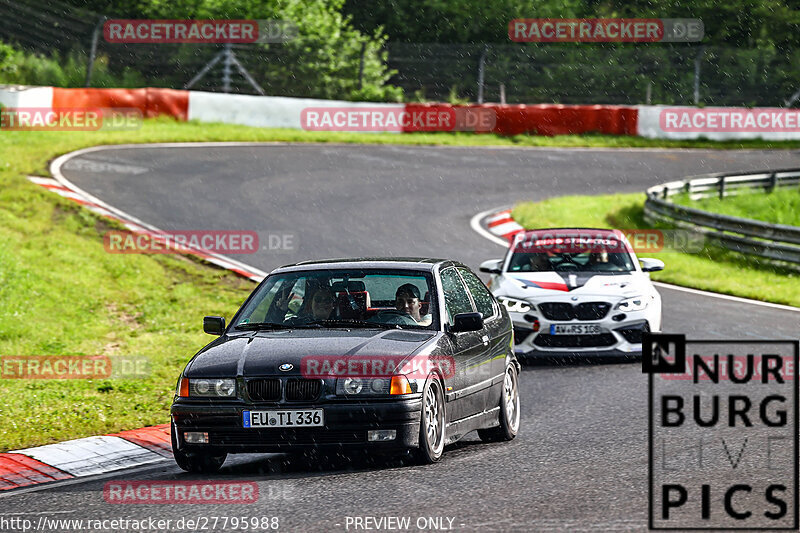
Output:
[
  {"xmin": 527, "ymin": 252, "xmax": 550, "ymax": 272},
  {"xmin": 269, "ymin": 285, "xmax": 335, "ymax": 324},
  {"xmin": 588, "ymin": 251, "xmax": 610, "ymax": 269},
  {"xmin": 306, "ymin": 287, "xmax": 336, "ymax": 320},
  {"xmin": 395, "ymin": 284, "xmax": 432, "ymax": 326}
]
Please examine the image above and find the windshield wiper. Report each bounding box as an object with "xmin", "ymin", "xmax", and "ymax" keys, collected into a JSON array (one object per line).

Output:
[
  {"xmin": 234, "ymin": 322, "xmax": 294, "ymax": 330},
  {"xmin": 302, "ymin": 319, "xmax": 401, "ymax": 330}
]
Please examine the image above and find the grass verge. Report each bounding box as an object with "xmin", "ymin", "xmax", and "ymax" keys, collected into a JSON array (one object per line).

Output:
[
  {"xmin": 671, "ymin": 188, "xmax": 800, "ymax": 226},
  {"xmin": 2, "ymin": 118, "xmax": 799, "ymax": 450},
  {"xmin": 511, "ymin": 194, "xmax": 800, "ymax": 307}
]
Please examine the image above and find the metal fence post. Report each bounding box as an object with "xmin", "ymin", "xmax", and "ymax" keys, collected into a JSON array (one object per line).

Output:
[
  {"xmin": 718, "ymin": 175, "xmax": 726, "ymax": 199},
  {"xmin": 85, "ymin": 16, "xmax": 106, "ymax": 88},
  {"xmin": 222, "ymin": 43, "xmax": 233, "ymax": 93},
  {"xmin": 693, "ymin": 46, "xmax": 705, "ymax": 106},
  {"xmin": 477, "ymin": 45, "xmax": 488, "ymax": 104},
  {"xmin": 358, "ymin": 42, "xmax": 366, "ymax": 91}
]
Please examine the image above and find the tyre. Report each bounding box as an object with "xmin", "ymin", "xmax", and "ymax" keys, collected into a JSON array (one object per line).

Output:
[
  {"xmin": 478, "ymin": 364, "xmax": 520, "ymax": 442},
  {"xmin": 414, "ymin": 375, "xmax": 446, "ymax": 464},
  {"xmin": 171, "ymin": 422, "xmax": 227, "ymax": 473}
]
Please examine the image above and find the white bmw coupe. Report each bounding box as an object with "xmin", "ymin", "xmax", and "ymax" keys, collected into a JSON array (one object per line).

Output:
[{"xmin": 481, "ymin": 228, "xmax": 663, "ymax": 359}]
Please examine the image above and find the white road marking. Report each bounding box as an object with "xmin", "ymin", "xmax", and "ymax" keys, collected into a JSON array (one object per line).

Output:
[
  {"xmin": 63, "ymin": 159, "xmax": 149, "ymax": 175},
  {"xmin": 49, "ymin": 144, "xmax": 269, "ymax": 282},
  {"xmin": 651, "ymin": 281, "xmax": 800, "ymax": 312}
]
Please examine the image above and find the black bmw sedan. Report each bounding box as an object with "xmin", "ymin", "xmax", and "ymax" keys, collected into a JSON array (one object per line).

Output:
[{"xmin": 171, "ymin": 258, "xmax": 520, "ymax": 472}]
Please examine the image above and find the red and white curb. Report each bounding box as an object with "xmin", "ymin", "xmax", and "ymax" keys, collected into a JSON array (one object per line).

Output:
[
  {"xmin": 483, "ymin": 209, "xmax": 524, "ymax": 243},
  {"xmin": 0, "ymin": 424, "xmax": 170, "ymax": 491},
  {"xmin": 470, "ymin": 207, "xmax": 523, "ymax": 247},
  {"xmin": 27, "ymin": 175, "xmax": 266, "ymax": 283}
]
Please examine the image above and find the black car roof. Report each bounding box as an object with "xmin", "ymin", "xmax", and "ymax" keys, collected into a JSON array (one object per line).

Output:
[{"xmin": 272, "ymin": 257, "xmax": 463, "ymax": 274}]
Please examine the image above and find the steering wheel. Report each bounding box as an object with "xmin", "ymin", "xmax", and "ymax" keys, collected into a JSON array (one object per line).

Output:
[
  {"xmin": 555, "ymin": 262, "xmax": 579, "ymax": 272},
  {"xmin": 371, "ymin": 309, "xmax": 418, "ymax": 326}
]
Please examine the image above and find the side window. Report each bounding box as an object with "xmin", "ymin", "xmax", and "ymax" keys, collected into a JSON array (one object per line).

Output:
[
  {"xmin": 458, "ymin": 268, "xmax": 496, "ymax": 319},
  {"xmin": 439, "ymin": 268, "xmax": 474, "ymax": 324}
]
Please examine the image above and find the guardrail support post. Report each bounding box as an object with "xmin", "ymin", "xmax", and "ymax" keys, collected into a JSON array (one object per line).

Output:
[
  {"xmin": 718, "ymin": 176, "xmax": 726, "ymax": 199},
  {"xmin": 767, "ymin": 172, "xmax": 777, "ymax": 193}
]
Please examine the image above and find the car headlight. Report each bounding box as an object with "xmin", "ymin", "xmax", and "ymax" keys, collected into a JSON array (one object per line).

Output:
[
  {"xmin": 615, "ymin": 296, "xmax": 647, "ymax": 312},
  {"xmin": 497, "ymin": 296, "xmax": 533, "ymax": 314},
  {"xmin": 184, "ymin": 378, "xmax": 237, "ymax": 398},
  {"xmin": 336, "ymin": 376, "xmax": 413, "ymax": 396}
]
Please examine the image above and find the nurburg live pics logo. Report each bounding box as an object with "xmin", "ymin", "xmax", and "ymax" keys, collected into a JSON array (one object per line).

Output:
[{"xmin": 644, "ymin": 333, "xmax": 799, "ymax": 530}]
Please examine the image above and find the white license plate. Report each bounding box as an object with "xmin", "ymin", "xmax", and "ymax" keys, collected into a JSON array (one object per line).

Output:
[
  {"xmin": 549, "ymin": 323, "xmax": 602, "ymax": 335},
  {"xmin": 243, "ymin": 409, "xmax": 323, "ymax": 428}
]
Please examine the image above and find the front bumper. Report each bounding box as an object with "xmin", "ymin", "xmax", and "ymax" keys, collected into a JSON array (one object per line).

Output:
[
  {"xmin": 171, "ymin": 397, "xmax": 422, "ymax": 453},
  {"xmin": 511, "ymin": 314, "xmax": 650, "ymax": 358}
]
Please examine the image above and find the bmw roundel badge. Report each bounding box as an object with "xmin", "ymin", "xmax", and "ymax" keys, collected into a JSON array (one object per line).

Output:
[{"xmin": 279, "ymin": 363, "xmax": 293, "ymax": 372}]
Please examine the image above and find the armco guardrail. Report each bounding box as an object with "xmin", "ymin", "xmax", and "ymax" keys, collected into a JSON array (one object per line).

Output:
[{"xmin": 644, "ymin": 168, "xmax": 800, "ymax": 264}]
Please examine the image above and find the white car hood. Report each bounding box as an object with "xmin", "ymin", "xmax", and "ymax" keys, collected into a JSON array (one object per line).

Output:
[{"xmin": 502, "ymin": 271, "xmax": 648, "ymax": 299}]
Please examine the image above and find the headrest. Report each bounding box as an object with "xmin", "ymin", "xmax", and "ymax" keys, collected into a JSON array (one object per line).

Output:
[{"xmin": 331, "ymin": 281, "xmax": 366, "ymax": 292}]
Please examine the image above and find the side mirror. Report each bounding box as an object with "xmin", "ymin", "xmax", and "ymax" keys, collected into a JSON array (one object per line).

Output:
[
  {"xmin": 640, "ymin": 258, "xmax": 665, "ymax": 272},
  {"xmin": 450, "ymin": 312, "xmax": 484, "ymax": 333},
  {"xmin": 479, "ymin": 259, "xmax": 503, "ymax": 275},
  {"xmin": 203, "ymin": 316, "xmax": 226, "ymax": 335}
]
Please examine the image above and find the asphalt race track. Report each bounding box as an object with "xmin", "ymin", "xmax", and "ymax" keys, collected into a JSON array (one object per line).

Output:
[{"xmin": 3, "ymin": 145, "xmax": 799, "ymax": 531}]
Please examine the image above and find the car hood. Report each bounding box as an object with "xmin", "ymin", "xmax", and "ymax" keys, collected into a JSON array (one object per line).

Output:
[
  {"xmin": 184, "ymin": 328, "xmax": 438, "ymax": 377},
  {"xmin": 503, "ymin": 271, "xmax": 648, "ymax": 299}
]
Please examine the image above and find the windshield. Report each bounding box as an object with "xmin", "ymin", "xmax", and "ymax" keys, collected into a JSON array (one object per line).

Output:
[
  {"xmin": 508, "ymin": 233, "xmax": 636, "ymax": 273},
  {"xmin": 233, "ymin": 269, "xmax": 437, "ymax": 330},
  {"xmin": 508, "ymin": 250, "xmax": 635, "ymax": 273},
  {"xmin": 507, "ymin": 232, "xmax": 636, "ymax": 273}
]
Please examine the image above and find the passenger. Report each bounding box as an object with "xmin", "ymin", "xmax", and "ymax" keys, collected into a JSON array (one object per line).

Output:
[{"xmin": 395, "ymin": 284, "xmax": 432, "ymax": 326}]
